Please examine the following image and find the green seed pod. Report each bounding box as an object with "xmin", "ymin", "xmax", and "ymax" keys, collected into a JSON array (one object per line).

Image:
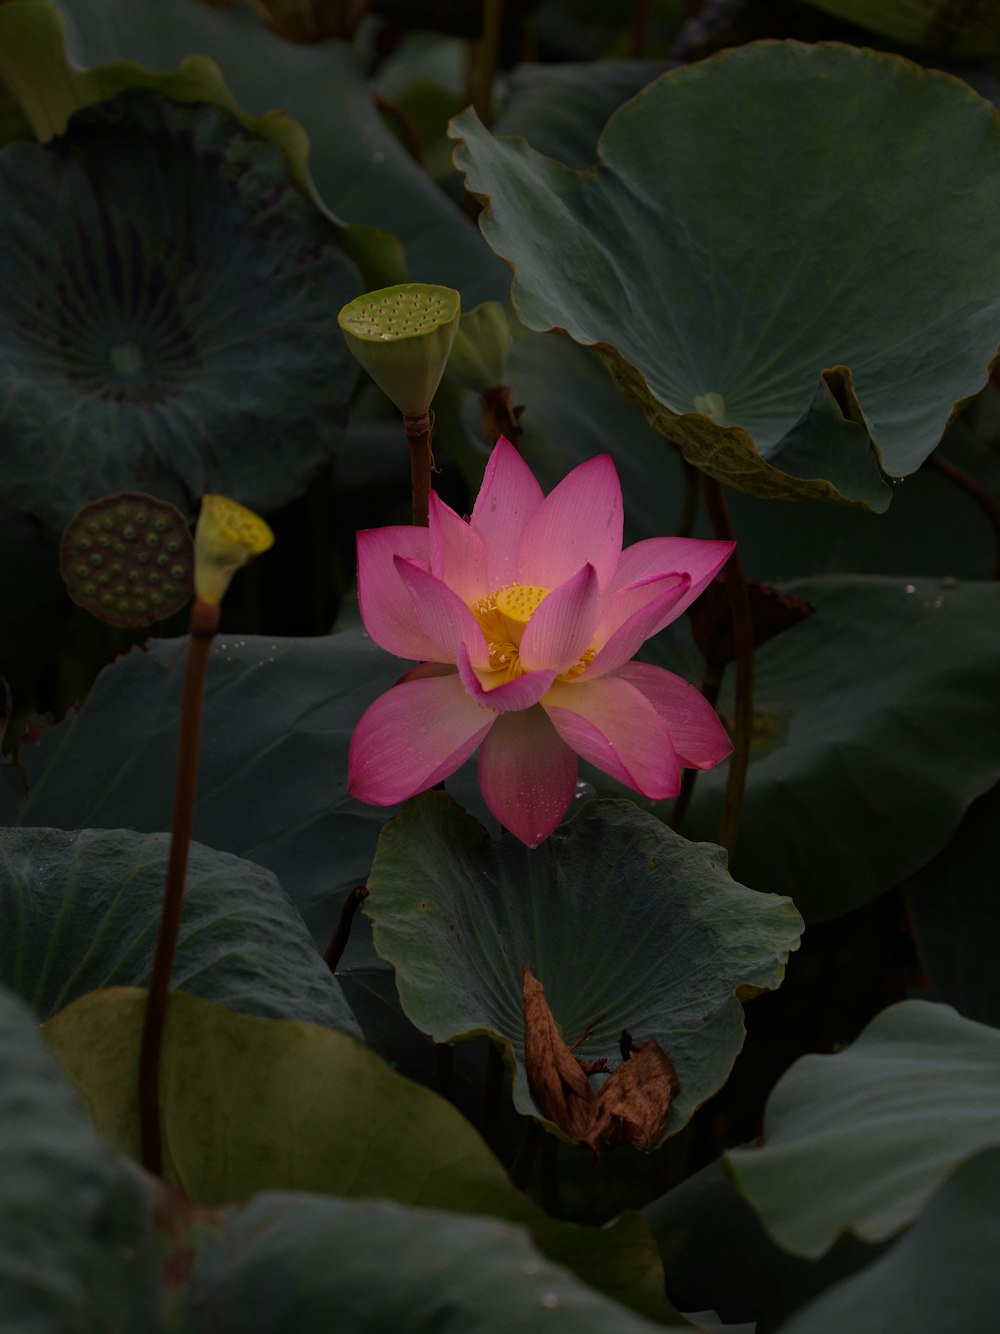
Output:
[
  {"xmin": 444, "ymin": 301, "xmax": 511, "ymax": 392},
  {"xmin": 337, "ymin": 283, "xmax": 461, "ymax": 417},
  {"xmin": 60, "ymin": 491, "xmax": 194, "ymax": 627}
]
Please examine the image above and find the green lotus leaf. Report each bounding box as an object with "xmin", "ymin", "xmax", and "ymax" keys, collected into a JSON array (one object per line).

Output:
[
  {"xmin": 0, "ymin": 827, "xmax": 359, "ymax": 1033},
  {"xmin": 0, "ymin": 86, "xmax": 359, "ymax": 529},
  {"xmin": 0, "ymin": 985, "xmax": 161, "ymax": 1331},
  {"xmin": 642, "ymin": 1156, "xmax": 880, "ymax": 1329},
  {"xmin": 449, "ymin": 42, "xmax": 1000, "ymax": 509},
  {"xmin": 182, "ymin": 1193, "xmax": 676, "ymax": 1333},
  {"xmin": 7, "ymin": 629, "xmax": 404, "ymax": 944},
  {"xmin": 706, "ymin": 392, "xmax": 1000, "ymax": 583},
  {"xmin": 445, "ymin": 300, "xmax": 511, "ymax": 392},
  {"xmin": 903, "ymin": 785, "xmax": 1000, "ymax": 1029},
  {"xmin": 776, "ymin": 1146, "xmax": 1000, "ymax": 1334},
  {"xmin": 801, "ymin": 0, "xmax": 1000, "ymax": 57},
  {"xmin": 494, "ymin": 59, "xmax": 674, "ymax": 168},
  {"xmin": 364, "ymin": 793, "xmax": 802, "ymax": 1146},
  {"xmin": 45, "ymin": 988, "xmax": 676, "ymax": 1324},
  {"xmin": 643, "ymin": 576, "xmax": 1000, "ymax": 922},
  {"xmin": 0, "ymin": 0, "xmax": 508, "ymax": 302},
  {"xmin": 451, "ymin": 320, "xmax": 1000, "ymax": 584},
  {"xmin": 726, "ymin": 1000, "xmax": 1000, "ymax": 1258}
]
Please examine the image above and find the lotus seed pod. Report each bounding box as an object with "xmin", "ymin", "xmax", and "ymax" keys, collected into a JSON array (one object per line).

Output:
[
  {"xmin": 444, "ymin": 301, "xmax": 511, "ymax": 392},
  {"xmin": 337, "ymin": 283, "xmax": 461, "ymax": 416},
  {"xmin": 59, "ymin": 492, "xmax": 194, "ymax": 627},
  {"xmin": 194, "ymin": 495, "xmax": 274, "ymax": 605}
]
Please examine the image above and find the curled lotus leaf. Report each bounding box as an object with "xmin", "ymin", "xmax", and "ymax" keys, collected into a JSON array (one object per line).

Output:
[
  {"xmin": 0, "ymin": 87, "xmax": 359, "ymax": 529},
  {"xmin": 450, "ymin": 42, "xmax": 1000, "ymax": 510},
  {"xmin": 364, "ymin": 793, "xmax": 803, "ymax": 1147}
]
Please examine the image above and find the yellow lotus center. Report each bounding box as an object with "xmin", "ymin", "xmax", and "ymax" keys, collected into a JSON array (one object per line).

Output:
[{"xmin": 470, "ymin": 583, "xmax": 595, "ymax": 685}]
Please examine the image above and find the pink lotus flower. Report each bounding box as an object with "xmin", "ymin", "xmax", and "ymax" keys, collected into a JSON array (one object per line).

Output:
[{"xmin": 349, "ymin": 438, "xmax": 734, "ymax": 846}]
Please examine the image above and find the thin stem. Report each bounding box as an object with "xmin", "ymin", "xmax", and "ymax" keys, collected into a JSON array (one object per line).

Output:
[
  {"xmin": 403, "ymin": 410, "xmax": 433, "ymax": 527},
  {"xmin": 632, "ymin": 0, "xmax": 651, "ymax": 57},
  {"xmin": 323, "ymin": 885, "xmax": 370, "ymax": 972},
  {"xmin": 373, "ymin": 92, "xmax": 430, "ymax": 174},
  {"xmin": 699, "ymin": 477, "xmax": 753, "ymax": 862},
  {"xmin": 927, "ymin": 450, "xmax": 1000, "ymax": 580},
  {"xmin": 471, "ymin": 0, "xmax": 503, "ymax": 126},
  {"xmin": 139, "ymin": 597, "xmax": 219, "ymax": 1176}
]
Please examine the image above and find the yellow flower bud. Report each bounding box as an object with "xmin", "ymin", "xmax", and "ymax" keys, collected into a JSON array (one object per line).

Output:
[{"xmin": 194, "ymin": 495, "xmax": 274, "ymax": 605}]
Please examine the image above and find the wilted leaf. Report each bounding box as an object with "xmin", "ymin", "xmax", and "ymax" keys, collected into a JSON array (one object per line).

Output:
[
  {"xmin": 592, "ymin": 1037, "xmax": 679, "ymax": 1154},
  {"xmin": 522, "ymin": 964, "xmax": 598, "ymax": 1145},
  {"xmin": 522, "ymin": 964, "xmax": 680, "ymax": 1156}
]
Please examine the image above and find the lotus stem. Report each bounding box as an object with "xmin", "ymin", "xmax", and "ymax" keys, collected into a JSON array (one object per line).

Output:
[
  {"xmin": 373, "ymin": 92, "xmax": 430, "ymax": 174},
  {"xmin": 927, "ymin": 450, "xmax": 1000, "ymax": 580},
  {"xmin": 139, "ymin": 596, "xmax": 219, "ymax": 1175},
  {"xmin": 323, "ymin": 884, "xmax": 370, "ymax": 972},
  {"xmin": 404, "ymin": 410, "xmax": 434, "ymax": 527},
  {"xmin": 471, "ymin": 0, "xmax": 503, "ymax": 126},
  {"xmin": 700, "ymin": 477, "xmax": 753, "ymax": 862},
  {"xmin": 632, "ymin": 0, "xmax": 651, "ymax": 57}
]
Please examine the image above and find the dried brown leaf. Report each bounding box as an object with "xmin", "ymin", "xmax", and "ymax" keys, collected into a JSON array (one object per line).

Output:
[
  {"xmin": 522, "ymin": 967, "xmax": 680, "ymax": 1157},
  {"xmin": 521, "ymin": 964, "xmax": 596, "ymax": 1143},
  {"xmin": 591, "ymin": 1038, "xmax": 680, "ymax": 1153}
]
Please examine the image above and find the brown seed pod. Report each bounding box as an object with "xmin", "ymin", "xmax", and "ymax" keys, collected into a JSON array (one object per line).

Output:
[{"xmin": 59, "ymin": 491, "xmax": 194, "ymax": 627}]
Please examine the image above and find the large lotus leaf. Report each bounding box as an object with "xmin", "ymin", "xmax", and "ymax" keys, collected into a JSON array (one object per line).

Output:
[
  {"xmin": 494, "ymin": 60, "xmax": 673, "ymax": 168},
  {"xmin": 713, "ymin": 397, "xmax": 1000, "ymax": 582},
  {"xmin": 0, "ymin": 826, "xmax": 359, "ymax": 1033},
  {"xmin": 801, "ymin": 0, "xmax": 1000, "ymax": 57},
  {"xmin": 9, "ymin": 629, "xmax": 404, "ymax": 944},
  {"xmin": 0, "ymin": 72, "xmax": 30, "ymax": 144},
  {"xmin": 725, "ymin": 1000, "xmax": 1000, "ymax": 1258},
  {"xmin": 777, "ymin": 1146, "xmax": 1000, "ymax": 1334},
  {"xmin": 1, "ymin": 0, "xmax": 507, "ymax": 302},
  {"xmin": 456, "ymin": 319, "xmax": 1000, "ymax": 583},
  {"xmin": 0, "ymin": 87, "xmax": 359, "ymax": 530},
  {"xmin": 902, "ymin": 784, "xmax": 1000, "ymax": 1029},
  {"xmin": 183, "ymin": 1193, "xmax": 676, "ymax": 1333},
  {"xmin": 0, "ymin": 984, "xmax": 161, "ymax": 1332},
  {"xmin": 0, "ymin": 0, "xmax": 314, "ymax": 179},
  {"xmin": 642, "ymin": 1157, "xmax": 881, "ymax": 1329},
  {"xmin": 364, "ymin": 792, "xmax": 802, "ymax": 1144},
  {"xmin": 45, "ymin": 987, "xmax": 675, "ymax": 1324},
  {"xmin": 449, "ymin": 42, "xmax": 1000, "ymax": 509},
  {"xmin": 644, "ymin": 576, "xmax": 1000, "ymax": 922}
]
